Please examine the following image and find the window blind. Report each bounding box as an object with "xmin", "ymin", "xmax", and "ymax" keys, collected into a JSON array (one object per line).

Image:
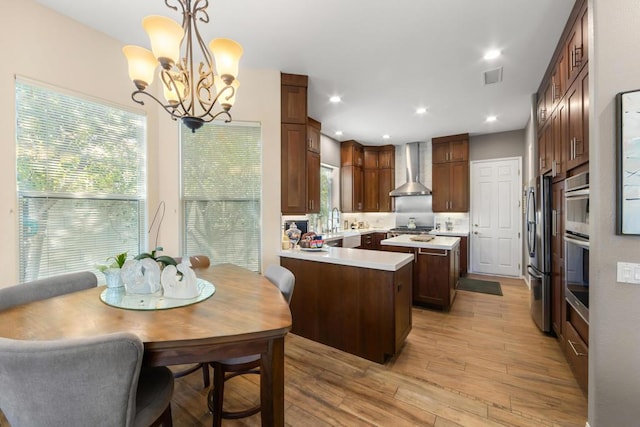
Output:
[
  {"xmin": 181, "ymin": 121, "xmax": 262, "ymax": 272},
  {"xmin": 16, "ymin": 81, "xmax": 146, "ymax": 282}
]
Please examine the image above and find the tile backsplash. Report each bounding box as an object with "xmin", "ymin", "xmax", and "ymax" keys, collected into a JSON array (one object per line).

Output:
[{"xmin": 433, "ymin": 212, "xmax": 470, "ymax": 232}]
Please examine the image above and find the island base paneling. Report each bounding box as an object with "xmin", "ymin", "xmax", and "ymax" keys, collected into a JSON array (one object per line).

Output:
[{"xmin": 280, "ymin": 257, "xmax": 412, "ymax": 364}]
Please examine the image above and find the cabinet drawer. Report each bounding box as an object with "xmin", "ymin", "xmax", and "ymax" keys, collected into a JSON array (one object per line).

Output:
[{"xmin": 565, "ymin": 320, "xmax": 588, "ymax": 394}]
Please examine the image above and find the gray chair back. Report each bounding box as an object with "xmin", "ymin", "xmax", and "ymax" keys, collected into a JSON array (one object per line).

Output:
[
  {"xmin": 264, "ymin": 265, "xmax": 295, "ymax": 304},
  {"xmin": 0, "ymin": 332, "xmax": 143, "ymax": 427},
  {"xmin": 0, "ymin": 271, "xmax": 97, "ymax": 311}
]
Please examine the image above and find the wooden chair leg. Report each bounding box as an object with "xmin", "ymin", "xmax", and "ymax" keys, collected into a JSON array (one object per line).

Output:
[
  {"xmin": 202, "ymin": 364, "xmax": 210, "ymax": 389},
  {"xmin": 209, "ymin": 363, "xmax": 225, "ymax": 427}
]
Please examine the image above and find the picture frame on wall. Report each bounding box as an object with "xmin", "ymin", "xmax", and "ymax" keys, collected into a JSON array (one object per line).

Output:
[{"xmin": 616, "ymin": 89, "xmax": 640, "ymax": 235}]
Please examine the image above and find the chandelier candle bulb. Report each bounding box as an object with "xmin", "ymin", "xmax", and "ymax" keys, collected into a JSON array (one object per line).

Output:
[
  {"xmin": 142, "ymin": 15, "xmax": 184, "ymax": 69},
  {"xmin": 122, "ymin": 46, "xmax": 157, "ymax": 90},
  {"xmin": 210, "ymin": 38, "xmax": 243, "ymax": 82}
]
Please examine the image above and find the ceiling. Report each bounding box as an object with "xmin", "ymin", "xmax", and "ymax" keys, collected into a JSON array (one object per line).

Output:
[{"xmin": 35, "ymin": 0, "xmax": 574, "ymax": 146}]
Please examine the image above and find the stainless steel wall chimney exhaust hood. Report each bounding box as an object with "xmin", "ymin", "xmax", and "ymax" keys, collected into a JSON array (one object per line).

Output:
[{"xmin": 389, "ymin": 142, "xmax": 432, "ymax": 197}]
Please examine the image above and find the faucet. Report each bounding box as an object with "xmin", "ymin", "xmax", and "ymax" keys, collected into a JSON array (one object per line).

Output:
[{"xmin": 330, "ymin": 207, "xmax": 340, "ymax": 233}]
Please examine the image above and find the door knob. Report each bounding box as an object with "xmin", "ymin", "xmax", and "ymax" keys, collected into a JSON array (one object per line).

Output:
[{"xmin": 474, "ymin": 231, "xmax": 479, "ymax": 235}]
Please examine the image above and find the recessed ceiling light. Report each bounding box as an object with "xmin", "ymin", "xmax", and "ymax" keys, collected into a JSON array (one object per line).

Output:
[
  {"xmin": 416, "ymin": 107, "xmax": 427, "ymax": 114},
  {"xmin": 484, "ymin": 49, "xmax": 501, "ymax": 60},
  {"xmin": 329, "ymin": 95, "xmax": 341, "ymax": 103},
  {"xmin": 335, "ymin": 130, "xmax": 343, "ymax": 136},
  {"xmin": 382, "ymin": 134, "xmax": 390, "ymax": 140},
  {"xmin": 486, "ymin": 115, "xmax": 497, "ymax": 122}
]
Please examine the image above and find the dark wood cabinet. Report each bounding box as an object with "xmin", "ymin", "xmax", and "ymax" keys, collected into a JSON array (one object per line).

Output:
[
  {"xmin": 280, "ymin": 73, "xmax": 307, "ymax": 124},
  {"xmin": 383, "ymin": 243, "xmax": 459, "ymax": 310},
  {"xmin": 306, "ymin": 150, "xmax": 320, "ymax": 213},
  {"xmin": 538, "ymin": 122, "xmax": 552, "ymax": 175},
  {"xmin": 433, "ymin": 161, "xmax": 469, "ymax": 212},
  {"xmin": 551, "ymin": 98, "xmax": 567, "ymax": 181},
  {"xmin": 361, "ymin": 145, "xmax": 395, "ymax": 213},
  {"xmin": 551, "ymin": 181, "xmax": 565, "ymax": 338},
  {"xmin": 281, "ymin": 123, "xmax": 307, "ymax": 214},
  {"xmin": 282, "ymin": 257, "xmax": 412, "ymax": 363},
  {"xmin": 342, "ymin": 142, "xmax": 394, "ymax": 213},
  {"xmin": 280, "ymin": 73, "xmax": 322, "ymax": 214},
  {"xmin": 341, "ymin": 141, "xmax": 364, "ymax": 213},
  {"xmin": 565, "ymin": 305, "xmax": 589, "ymax": 395},
  {"xmin": 566, "ymin": 69, "xmax": 589, "ymax": 171},
  {"xmin": 566, "ymin": 2, "xmax": 587, "ymax": 87},
  {"xmin": 459, "ymin": 236, "xmax": 468, "ymax": 276},
  {"xmin": 307, "ymin": 117, "xmax": 321, "ymax": 154},
  {"xmin": 432, "ymin": 134, "xmax": 469, "ymax": 213},
  {"xmin": 360, "ymin": 232, "xmax": 387, "ymax": 250}
]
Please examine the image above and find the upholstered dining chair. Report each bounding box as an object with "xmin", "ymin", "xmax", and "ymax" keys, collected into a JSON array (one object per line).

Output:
[
  {"xmin": 0, "ymin": 332, "xmax": 174, "ymax": 427},
  {"xmin": 170, "ymin": 255, "xmax": 212, "ymax": 389},
  {"xmin": 0, "ymin": 271, "xmax": 97, "ymax": 312},
  {"xmin": 207, "ymin": 264, "xmax": 295, "ymax": 427}
]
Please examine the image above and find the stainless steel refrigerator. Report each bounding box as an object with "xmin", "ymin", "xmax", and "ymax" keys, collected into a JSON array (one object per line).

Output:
[{"xmin": 526, "ymin": 175, "xmax": 552, "ymax": 332}]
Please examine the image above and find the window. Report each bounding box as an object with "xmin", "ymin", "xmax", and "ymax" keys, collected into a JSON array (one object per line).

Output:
[
  {"xmin": 181, "ymin": 121, "xmax": 262, "ymax": 272},
  {"xmin": 319, "ymin": 164, "xmax": 340, "ymax": 231},
  {"xmin": 16, "ymin": 80, "xmax": 146, "ymax": 282}
]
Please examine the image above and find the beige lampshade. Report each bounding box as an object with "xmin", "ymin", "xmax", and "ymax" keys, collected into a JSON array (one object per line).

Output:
[
  {"xmin": 142, "ymin": 15, "xmax": 184, "ymax": 69},
  {"xmin": 163, "ymin": 75, "xmax": 186, "ymax": 105},
  {"xmin": 122, "ymin": 45, "xmax": 157, "ymax": 89},
  {"xmin": 209, "ymin": 38, "xmax": 243, "ymax": 81}
]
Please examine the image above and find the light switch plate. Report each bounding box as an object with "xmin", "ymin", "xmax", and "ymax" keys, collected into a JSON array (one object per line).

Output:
[{"xmin": 617, "ymin": 262, "xmax": 640, "ymax": 284}]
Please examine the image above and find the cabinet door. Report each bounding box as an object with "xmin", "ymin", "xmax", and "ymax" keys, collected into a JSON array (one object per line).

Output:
[
  {"xmin": 449, "ymin": 139, "xmax": 469, "ymax": 162},
  {"xmin": 378, "ymin": 168, "xmax": 394, "ymax": 212},
  {"xmin": 354, "ymin": 166, "xmax": 363, "ymax": 211},
  {"xmin": 432, "ymin": 142, "xmax": 450, "ymax": 164},
  {"xmin": 306, "ymin": 150, "xmax": 320, "ymax": 213},
  {"xmin": 414, "ymin": 248, "xmax": 450, "ymax": 307},
  {"xmin": 307, "ymin": 120, "xmax": 321, "ymax": 153},
  {"xmin": 364, "ymin": 148, "xmax": 379, "ymax": 169},
  {"xmin": 551, "ymin": 181, "xmax": 564, "ymax": 338},
  {"xmin": 551, "ymin": 51, "xmax": 566, "ymax": 109},
  {"xmin": 281, "ymin": 85, "xmax": 307, "ymax": 124},
  {"xmin": 537, "ymin": 85, "xmax": 549, "ymax": 127},
  {"xmin": 449, "ymin": 161, "xmax": 469, "ymax": 212},
  {"xmin": 459, "ymin": 236, "xmax": 468, "ymax": 276},
  {"xmin": 354, "ymin": 145, "xmax": 364, "ymax": 168},
  {"xmin": 379, "ymin": 146, "xmax": 395, "ymax": 169},
  {"xmin": 432, "ymin": 163, "xmax": 450, "ymax": 212},
  {"xmin": 394, "ymin": 265, "xmax": 413, "ymax": 351},
  {"xmin": 363, "ymin": 169, "xmax": 379, "ymax": 212},
  {"xmin": 566, "ymin": 70, "xmax": 588, "ymax": 171},
  {"xmin": 281, "ymin": 124, "xmax": 307, "ymax": 214},
  {"xmin": 566, "ymin": 13, "xmax": 585, "ymax": 86},
  {"xmin": 538, "ymin": 123, "xmax": 552, "ymax": 175},
  {"xmin": 551, "ymin": 99, "xmax": 566, "ymax": 181},
  {"xmin": 340, "ymin": 166, "xmax": 355, "ymax": 213}
]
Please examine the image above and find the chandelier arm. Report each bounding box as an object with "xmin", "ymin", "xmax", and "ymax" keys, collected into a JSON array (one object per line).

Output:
[
  {"xmin": 164, "ymin": 0, "xmax": 186, "ymax": 18},
  {"xmin": 198, "ymin": 84, "xmax": 234, "ymax": 119},
  {"xmin": 204, "ymin": 110, "xmax": 232, "ymax": 124},
  {"xmin": 131, "ymin": 90, "xmax": 187, "ymax": 121},
  {"xmin": 160, "ymin": 68, "xmax": 191, "ymax": 116},
  {"xmin": 193, "ymin": 0, "xmax": 210, "ymax": 24}
]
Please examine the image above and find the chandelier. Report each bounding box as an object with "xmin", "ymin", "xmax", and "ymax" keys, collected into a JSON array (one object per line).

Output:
[{"xmin": 122, "ymin": 0, "xmax": 243, "ymax": 132}]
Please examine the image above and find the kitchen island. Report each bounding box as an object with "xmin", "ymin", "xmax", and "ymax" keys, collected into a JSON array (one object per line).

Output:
[
  {"xmin": 381, "ymin": 235, "xmax": 461, "ymax": 310},
  {"xmin": 279, "ymin": 247, "xmax": 413, "ymax": 363}
]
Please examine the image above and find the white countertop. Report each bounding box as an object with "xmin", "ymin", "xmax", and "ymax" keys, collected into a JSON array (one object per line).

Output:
[
  {"xmin": 381, "ymin": 235, "xmax": 461, "ymax": 250},
  {"xmin": 429, "ymin": 230, "xmax": 470, "ymax": 237},
  {"xmin": 278, "ymin": 246, "xmax": 412, "ymax": 271},
  {"xmin": 321, "ymin": 229, "xmax": 388, "ymax": 242}
]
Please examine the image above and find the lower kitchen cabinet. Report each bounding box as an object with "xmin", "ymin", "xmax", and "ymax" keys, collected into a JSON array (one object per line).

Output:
[
  {"xmin": 281, "ymin": 257, "xmax": 412, "ymax": 363},
  {"xmin": 359, "ymin": 232, "xmax": 387, "ymax": 250},
  {"xmin": 565, "ymin": 309, "xmax": 588, "ymax": 394},
  {"xmin": 383, "ymin": 243, "xmax": 459, "ymax": 310}
]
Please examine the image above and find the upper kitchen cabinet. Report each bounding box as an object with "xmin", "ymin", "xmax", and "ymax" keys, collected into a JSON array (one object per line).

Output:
[
  {"xmin": 432, "ymin": 134, "xmax": 469, "ymax": 164},
  {"xmin": 280, "ymin": 73, "xmax": 321, "ymax": 214},
  {"xmin": 432, "ymin": 134, "xmax": 469, "ymax": 212},
  {"xmin": 307, "ymin": 117, "xmax": 321, "ymax": 154},
  {"xmin": 362, "ymin": 146, "xmax": 395, "ymax": 212},
  {"xmin": 566, "ymin": 69, "xmax": 588, "ymax": 171},
  {"xmin": 281, "ymin": 73, "xmax": 307, "ymax": 124},
  {"xmin": 341, "ymin": 140, "xmax": 364, "ymax": 212},
  {"xmin": 566, "ymin": 2, "xmax": 588, "ymax": 87}
]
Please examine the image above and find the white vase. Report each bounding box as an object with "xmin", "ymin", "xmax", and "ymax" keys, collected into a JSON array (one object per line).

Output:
[{"xmin": 103, "ymin": 268, "xmax": 124, "ymax": 288}]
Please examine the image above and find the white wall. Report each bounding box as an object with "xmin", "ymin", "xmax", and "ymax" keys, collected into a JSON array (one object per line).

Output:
[
  {"xmin": 469, "ymin": 130, "xmax": 526, "ymax": 162},
  {"xmin": 0, "ymin": 0, "xmax": 280, "ymax": 285},
  {"xmin": 590, "ymin": 0, "xmax": 640, "ymax": 424}
]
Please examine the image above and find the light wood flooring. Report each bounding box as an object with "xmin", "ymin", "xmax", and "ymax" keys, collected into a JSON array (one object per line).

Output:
[
  {"xmin": 170, "ymin": 274, "xmax": 587, "ymax": 426},
  {"xmin": 0, "ymin": 275, "xmax": 587, "ymax": 426}
]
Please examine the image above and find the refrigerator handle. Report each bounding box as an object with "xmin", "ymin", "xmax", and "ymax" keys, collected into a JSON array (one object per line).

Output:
[{"xmin": 527, "ymin": 265, "xmax": 543, "ymax": 279}]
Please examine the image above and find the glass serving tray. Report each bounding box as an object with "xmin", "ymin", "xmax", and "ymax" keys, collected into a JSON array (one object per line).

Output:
[{"xmin": 100, "ymin": 279, "xmax": 215, "ymax": 310}]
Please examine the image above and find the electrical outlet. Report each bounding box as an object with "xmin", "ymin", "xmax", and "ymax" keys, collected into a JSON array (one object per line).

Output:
[{"xmin": 617, "ymin": 262, "xmax": 640, "ymax": 284}]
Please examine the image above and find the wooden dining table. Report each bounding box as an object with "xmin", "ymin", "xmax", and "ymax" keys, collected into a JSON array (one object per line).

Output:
[{"xmin": 0, "ymin": 263, "xmax": 292, "ymax": 426}]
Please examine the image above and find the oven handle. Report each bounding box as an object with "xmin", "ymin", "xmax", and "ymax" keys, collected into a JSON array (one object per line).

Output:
[{"xmin": 563, "ymin": 235, "xmax": 590, "ymax": 249}]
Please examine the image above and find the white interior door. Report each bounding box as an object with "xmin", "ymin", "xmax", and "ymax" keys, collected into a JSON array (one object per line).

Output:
[{"xmin": 470, "ymin": 158, "xmax": 522, "ymax": 276}]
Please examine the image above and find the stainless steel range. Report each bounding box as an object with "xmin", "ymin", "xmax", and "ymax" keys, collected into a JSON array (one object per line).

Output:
[{"xmin": 387, "ymin": 226, "xmax": 434, "ymax": 238}]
